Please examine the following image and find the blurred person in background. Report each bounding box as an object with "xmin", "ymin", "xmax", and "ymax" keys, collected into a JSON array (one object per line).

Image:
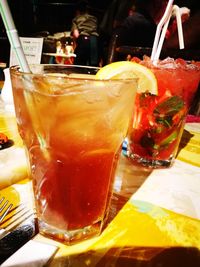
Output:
[
  {"xmin": 99, "ymin": 0, "xmax": 135, "ymax": 41},
  {"xmin": 115, "ymin": 0, "xmax": 168, "ymax": 48},
  {"xmin": 104, "ymin": 0, "xmax": 168, "ymax": 63},
  {"xmin": 71, "ymin": 0, "xmax": 99, "ymax": 66},
  {"xmin": 99, "ymin": 0, "xmax": 135, "ymax": 65},
  {"xmin": 164, "ymin": 0, "xmax": 200, "ymax": 50}
]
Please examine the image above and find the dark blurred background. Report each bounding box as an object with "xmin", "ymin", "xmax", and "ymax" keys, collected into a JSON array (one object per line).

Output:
[
  {"xmin": 0, "ymin": 0, "xmax": 199, "ymax": 67},
  {"xmin": 0, "ymin": 0, "xmax": 108, "ymax": 66},
  {"xmin": 0, "ymin": 0, "xmax": 108, "ymax": 35}
]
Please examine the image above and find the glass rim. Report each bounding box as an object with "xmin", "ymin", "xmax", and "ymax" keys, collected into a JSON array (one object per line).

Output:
[
  {"xmin": 10, "ymin": 64, "xmax": 138, "ymax": 83},
  {"xmin": 144, "ymin": 57, "xmax": 200, "ymax": 71}
]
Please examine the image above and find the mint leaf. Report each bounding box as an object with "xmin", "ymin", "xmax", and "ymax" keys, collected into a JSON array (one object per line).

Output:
[
  {"xmin": 160, "ymin": 130, "xmax": 178, "ymax": 147},
  {"xmin": 154, "ymin": 96, "xmax": 184, "ymax": 117},
  {"xmin": 153, "ymin": 96, "xmax": 184, "ymax": 127},
  {"xmin": 155, "ymin": 116, "xmax": 173, "ymax": 127}
]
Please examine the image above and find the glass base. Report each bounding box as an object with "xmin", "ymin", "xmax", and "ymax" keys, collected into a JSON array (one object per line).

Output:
[
  {"xmin": 127, "ymin": 152, "xmax": 174, "ymax": 168},
  {"xmin": 38, "ymin": 219, "xmax": 104, "ymax": 245}
]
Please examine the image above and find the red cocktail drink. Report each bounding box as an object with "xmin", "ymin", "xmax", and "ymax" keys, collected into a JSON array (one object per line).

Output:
[
  {"xmin": 127, "ymin": 57, "xmax": 200, "ymax": 167},
  {"xmin": 10, "ymin": 65, "xmax": 137, "ymax": 244}
]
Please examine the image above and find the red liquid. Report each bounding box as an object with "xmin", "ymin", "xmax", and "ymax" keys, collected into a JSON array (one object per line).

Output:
[{"xmin": 129, "ymin": 57, "xmax": 200, "ymax": 166}]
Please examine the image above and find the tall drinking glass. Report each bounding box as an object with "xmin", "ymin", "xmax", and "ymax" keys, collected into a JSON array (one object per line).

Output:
[
  {"xmin": 126, "ymin": 57, "xmax": 200, "ymax": 168},
  {"xmin": 10, "ymin": 64, "xmax": 138, "ymax": 244}
]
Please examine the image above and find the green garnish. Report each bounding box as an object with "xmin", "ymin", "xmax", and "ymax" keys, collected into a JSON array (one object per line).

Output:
[
  {"xmin": 140, "ymin": 130, "xmax": 178, "ymax": 154},
  {"xmin": 155, "ymin": 116, "xmax": 173, "ymax": 127},
  {"xmin": 154, "ymin": 96, "xmax": 184, "ymax": 116},
  {"xmin": 153, "ymin": 96, "xmax": 184, "ymax": 127},
  {"xmin": 160, "ymin": 131, "xmax": 178, "ymax": 146}
]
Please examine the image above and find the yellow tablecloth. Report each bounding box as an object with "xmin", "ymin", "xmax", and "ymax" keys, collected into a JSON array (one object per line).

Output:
[{"xmin": 0, "ymin": 106, "xmax": 200, "ymax": 266}]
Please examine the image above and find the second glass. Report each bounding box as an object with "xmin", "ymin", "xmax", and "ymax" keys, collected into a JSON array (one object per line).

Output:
[
  {"xmin": 126, "ymin": 57, "xmax": 200, "ymax": 168},
  {"xmin": 10, "ymin": 64, "xmax": 137, "ymax": 244}
]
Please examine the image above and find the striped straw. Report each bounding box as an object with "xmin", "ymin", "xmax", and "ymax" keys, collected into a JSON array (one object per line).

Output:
[
  {"xmin": 0, "ymin": 0, "xmax": 50, "ymax": 160},
  {"xmin": 0, "ymin": 0, "xmax": 31, "ymax": 72}
]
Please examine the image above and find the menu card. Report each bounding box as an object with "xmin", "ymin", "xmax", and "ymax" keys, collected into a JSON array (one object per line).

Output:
[{"xmin": 9, "ymin": 37, "xmax": 43, "ymax": 66}]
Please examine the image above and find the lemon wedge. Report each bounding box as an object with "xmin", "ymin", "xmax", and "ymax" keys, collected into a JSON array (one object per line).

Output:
[{"xmin": 96, "ymin": 61, "xmax": 158, "ymax": 95}]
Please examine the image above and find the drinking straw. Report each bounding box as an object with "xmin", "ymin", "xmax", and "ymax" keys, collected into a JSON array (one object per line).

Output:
[
  {"xmin": 151, "ymin": 1, "xmax": 185, "ymax": 62},
  {"xmin": 173, "ymin": 5, "xmax": 184, "ymax": 49},
  {"xmin": 0, "ymin": 0, "xmax": 30, "ymax": 72},
  {"xmin": 0, "ymin": 0, "xmax": 49, "ymax": 159},
  {"xmin": 151, "ymin": 0, "xmax": 174, "ymax": 61},
  {"xmin": 153, "ymin": 5, "xmax": 185, "ymax": 61},
  {"xmin": 153, "ymin": 13, "xmax": 171, "ymax": 62}
]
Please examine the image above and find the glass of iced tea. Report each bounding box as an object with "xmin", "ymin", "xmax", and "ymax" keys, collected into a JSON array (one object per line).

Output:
[
  {"xmin": 126, "ymin": 57, "xmax": 200, "ymax": 168},
  {"xmin": 10, "ymin": 64, "xmax": 137, "ymax": 244}
]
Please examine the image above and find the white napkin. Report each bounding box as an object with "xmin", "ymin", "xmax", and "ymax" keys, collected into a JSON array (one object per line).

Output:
[
  {"xmin": 132, "ymin": 159, "xmax": 200, "ymax": 220},
  {"xmin": 1, "ymin": 239, "xmax": 58, "ymax": 267},
  {"xmin": 1, "ymin": 68, "xmax": 15, "ymax": 113}
]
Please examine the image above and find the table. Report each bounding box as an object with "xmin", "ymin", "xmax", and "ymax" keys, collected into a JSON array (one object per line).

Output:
[
  {"xmin": 42, "ymin": 52, "xmax": 76, "ymax": 58},
  {"xmin": 0, "ymin": 103, "xmax": 200, "ymax": 266},
  {"xmin": 42, "ymin": 52, "xmax": 76, "ymax": 65}
]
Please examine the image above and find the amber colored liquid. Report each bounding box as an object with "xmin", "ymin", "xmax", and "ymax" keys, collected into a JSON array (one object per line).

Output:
[
  {"xmin": 31, "ymin": 143, "xmax": 120, "ymax": 230},
  {"xmin": 11, "ymin": 69, "xmax": 137, "ymax": 232}
]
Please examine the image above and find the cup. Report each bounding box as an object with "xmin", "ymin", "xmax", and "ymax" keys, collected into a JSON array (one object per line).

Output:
[
  {"xmin": 10, "ymin": 64, "xmax": 137, "ymax": 244},
  {"xmin": 126, "ymin": 57, "xmax": 200, "ymax": 168}
]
